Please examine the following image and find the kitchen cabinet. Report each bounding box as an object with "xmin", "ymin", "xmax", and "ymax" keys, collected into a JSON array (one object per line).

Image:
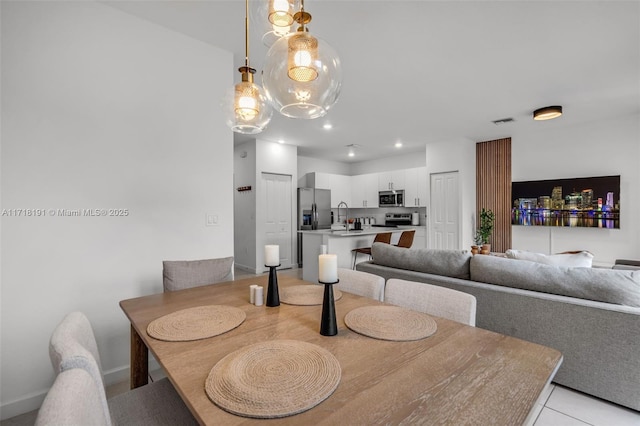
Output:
[
  {"xmin": 404, "ymin": 167, "xmax": 428, "ymax": 207},
  {"xmin": 378, "ymin": 170, "xmax": 405, "ymax": 191},
  {"xmin": 307, "ymin": 172, "xmax": 351, "ymax": 208},
  {"xmin": 351, "ymin": 173, "xmax": 379, "ymax": 208}
]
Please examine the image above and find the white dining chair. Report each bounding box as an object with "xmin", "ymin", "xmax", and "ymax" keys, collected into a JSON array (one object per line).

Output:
[
  {"xmin": 384, "ymin": 279, "xmax": 477, "ymax": 326},
  {"xmin": 36, "ymin": 367, "xmax": 108, "ymax": 426},
  {"xmin": 337, "ymin": 268, "xmax": 386, "ymax": 302},
  {"xmin": 162, "ymin": 256, "xmax": 234, "ymax": 292},
  {"xmin": 44, "ymin": 311, "xmax": 197, "ymax": 426}
]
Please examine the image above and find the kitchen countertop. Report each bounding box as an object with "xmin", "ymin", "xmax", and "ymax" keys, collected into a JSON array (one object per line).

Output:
[{"xmin": 298, "ymin": 227, "xmax": 413, "ymax": 237}]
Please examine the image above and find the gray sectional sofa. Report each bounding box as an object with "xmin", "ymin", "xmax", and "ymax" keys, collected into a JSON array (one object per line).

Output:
[{"xmin": 356, "ymin": 243, "xmax": 640, "ymax": 411}]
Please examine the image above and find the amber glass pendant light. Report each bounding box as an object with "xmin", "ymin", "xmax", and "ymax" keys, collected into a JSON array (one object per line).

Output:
[{"xmin": 223, "ymin": 0, "xmax": 272, "ymax": 134}]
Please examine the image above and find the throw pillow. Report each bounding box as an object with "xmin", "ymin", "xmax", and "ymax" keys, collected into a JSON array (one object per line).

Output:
[{"xmin": 505, "ymin": 249, "xmax": 593, "ymax": 268}]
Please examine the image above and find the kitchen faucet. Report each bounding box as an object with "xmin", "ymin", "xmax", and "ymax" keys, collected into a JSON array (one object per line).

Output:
[{"xmin": 337, "ymin": 201, "xmax": 349, "ymax": 232}]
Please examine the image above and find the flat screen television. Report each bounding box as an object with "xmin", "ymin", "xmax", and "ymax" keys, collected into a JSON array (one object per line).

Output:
[{"xmin": 511, "ymin": 175, "xmax": 620, "ymax": 228}]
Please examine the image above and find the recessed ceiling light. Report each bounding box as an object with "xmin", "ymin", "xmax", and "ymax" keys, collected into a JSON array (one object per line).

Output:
[
  {"xmin": 323, "ymin": 123, "xmax": 333, "ymax": 130},
  {"xmin": 533, "ymin": 106, "xmax": 563, "ymax": 121},
  {"xmin": 348, "ymin": 152, "xmax": 355, "ymax": 157},
  {"xmin": 395, "ymin": 142, "xmax": 403, "ymax": 148},
  {"xmin": 278, "ymin": 139, "xmax": 285, "ymax": 144}
]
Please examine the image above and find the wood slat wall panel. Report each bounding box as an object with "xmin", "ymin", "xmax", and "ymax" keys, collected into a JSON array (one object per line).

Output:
[{"xmin": 476, "ymin": 138, "xmax": 512, "ymax": 253}]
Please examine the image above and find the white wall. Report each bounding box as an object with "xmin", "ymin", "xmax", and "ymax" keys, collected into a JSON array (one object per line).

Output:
[
  {"xmin": 234, "ymin": 141, "xmax": 257, "ymax": 271},
  {"xmin": 0, "ymin": 2, "xmax": 234, "ymax": 418},
  {"xmin": 297, "ymin": 155, "xmax": 350, "ymax": 186},
  {"xmin": 350, "ymin": 151, "xmax": 427, "ymax": 175},
  {"xmin": 234, "ymin": 140, "xmax": 297, "ymax": 273},
  {"xmin": 424, "ymin": 114, "xmax": 640, "ymax": 266},
  {"xmin": 425, "ymin": 138, "xmax": 477, "ymax": 249},
  {"xmin": 511, "ymin": 114, "xmax": 640, "ymax": 266}
]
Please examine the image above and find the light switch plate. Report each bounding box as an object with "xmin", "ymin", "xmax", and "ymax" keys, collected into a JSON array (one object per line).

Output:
[{"xmin": 206, "ymin": 213, "xmax": 218, "ymax": 226}]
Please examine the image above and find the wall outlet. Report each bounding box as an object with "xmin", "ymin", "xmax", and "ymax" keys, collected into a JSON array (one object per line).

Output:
[{"xmin": 206, "ymin": 213, "xmax": 218, "ymax": 226}]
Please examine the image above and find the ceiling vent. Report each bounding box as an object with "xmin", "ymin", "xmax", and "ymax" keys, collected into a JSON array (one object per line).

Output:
[{"xmin": 492, "ymin": 117, "xmax": 515, "ymax": 125}]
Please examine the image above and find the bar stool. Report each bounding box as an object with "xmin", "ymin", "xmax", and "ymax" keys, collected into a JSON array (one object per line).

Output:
[
  {"xmin": 395, "ymin": 230, "xmax": 415, "ymax": 248},
  {"xmin": 351, "ymin": 232, "xmax": 392, "ymax": 269}
]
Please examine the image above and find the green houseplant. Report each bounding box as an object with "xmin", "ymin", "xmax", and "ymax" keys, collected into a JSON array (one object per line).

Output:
[{"xmin": 475, "ymin": 208, "xmax": 495, "ymax": 254}]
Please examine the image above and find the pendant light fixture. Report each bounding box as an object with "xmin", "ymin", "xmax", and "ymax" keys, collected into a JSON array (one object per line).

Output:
[
  {"xmin": 533, "ymin": 105, "xmax": 563, "ymax": 121},
  {"xmin": 222, "ymin": 0, "xmax": 272, "ymax": 134},
  {"xmin": 262, "ymin": 0, "xmax": 342, "ymax": 119},
  {"xmin": 251, "ymin": 0, "xmax": 295, "ymax": 47}
]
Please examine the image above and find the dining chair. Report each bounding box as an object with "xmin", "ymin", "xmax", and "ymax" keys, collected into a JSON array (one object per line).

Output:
[
  {"xmin": 336, "ymin": 268, "xmax": 386, "ymax": 301},
  {"xmin": 44, "ymin": 311, "xmax": 198, "ymax": 426},
  {"xmin": 394, "ymin": 230, "xmax": 416, "ymax": 248},
  {"xmin": 351, "ymin": 232, "xmax": 392, "ymax": 269},
  {"xmin": 162, "ymin": 256, "xmax": 234, "ymax": 292},
  {"xmin": 36, "ymin": 367, "xmax": 108, "ymax": 426},
  {"xmin": 385, "ymin": 278, "xmax": 477, "ymax": 326}
]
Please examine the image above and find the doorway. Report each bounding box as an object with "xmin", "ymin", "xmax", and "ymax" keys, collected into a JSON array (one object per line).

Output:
[
  {"xmin": 261, "ymin": 173, "xmax": 292, "ymax": 270},
  {"xmin": 430, "ymin": 171, "xmax": 460, "ymax": 249}
]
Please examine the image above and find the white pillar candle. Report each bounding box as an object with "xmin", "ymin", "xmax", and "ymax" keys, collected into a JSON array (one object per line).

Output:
[
  {"xmin": 255, "ymin": 286, "xmax": 264, "ymax": 306},
  {"xmin": 319, "ymin": 254, "xmax": 338, "ymax": 283},
  {"xmin": 265, "ymin": 245, "xmax": 279, "ymax": 266}
]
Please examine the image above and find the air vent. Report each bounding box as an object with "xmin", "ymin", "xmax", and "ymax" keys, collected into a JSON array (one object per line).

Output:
[{"xmin": 492, "ymin": 117, "xmax": 515, "ymax": 125}]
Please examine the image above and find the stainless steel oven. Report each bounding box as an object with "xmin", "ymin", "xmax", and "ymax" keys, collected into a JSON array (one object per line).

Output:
[{"xmin": 379, "ymin": 190, "xmax": 404, "ymax": 207}]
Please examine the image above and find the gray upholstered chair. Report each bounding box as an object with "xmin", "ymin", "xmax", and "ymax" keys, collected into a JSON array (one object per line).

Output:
[
  {"xmin": 162, "ymin": 256, "xmax": 234, "ymax": 292},
  {"xmin": 336, "ymin": 268, "xmax": 386, "ymax": 302},
  {"xmin": 385, "ymin": 278, "xmax": 477, "ymax": 326},
  {"xmin": 42, "ymin": 311, "xmax": 197, "ymax": 426}
]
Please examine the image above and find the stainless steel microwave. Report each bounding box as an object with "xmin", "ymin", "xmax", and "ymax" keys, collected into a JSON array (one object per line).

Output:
[{"xmin": 379, "ymin": 190, "xmax": 404, "ymax": 207}]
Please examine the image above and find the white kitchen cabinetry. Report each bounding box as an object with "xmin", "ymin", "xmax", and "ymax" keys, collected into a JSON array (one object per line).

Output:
[
  {"xmin": 351, "ymin": 173, "xmax": 379, "ymax": 208},
  {"xmin": 308, "ymin": 172, "xmax": 351, "ymax": 208},
  {"xmin": 404, "ymin": 167, "xmax": 428, "ymax": 207},
  {"xmin": 378, "ymin": 171, "xmax": 405, "ymax": 191}
]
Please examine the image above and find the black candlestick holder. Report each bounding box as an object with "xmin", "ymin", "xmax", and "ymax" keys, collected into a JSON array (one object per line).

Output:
[
  {"xmin": 266, "ymin": 264, "xmax": 281, "ymax": 307},
  {"xmin": 319, "ymin": 279, "xmax": 339, "ymax": 336}
]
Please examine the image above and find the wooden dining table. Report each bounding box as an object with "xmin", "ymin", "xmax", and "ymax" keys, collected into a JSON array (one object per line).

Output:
[{"xmin": 119, "ymin": 274, "xmax": 563, "ymax": 425}]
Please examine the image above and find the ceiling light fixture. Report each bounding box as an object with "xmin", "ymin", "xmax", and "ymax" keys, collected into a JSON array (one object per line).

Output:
[
  {"xmin": 323, "ymin": 123, "xmax": 332, "ymax": 130},
  {"xmin": 262, "ymin": 0, "xmax": 342, "ymax": 119},
  {"xmin": 223, "ymin": 0, "xmax": 272, "ymax": 134},
  {"xmin": 533, "ymin": 106, "xmax": 563, "ymax": 121},
  {"xmin": 251, "ymin": 0, "xmax": 295, "ymax": 47},
  {"xmin": 395, "ymin": 142, "xmax": 403, "ymax": 148}
]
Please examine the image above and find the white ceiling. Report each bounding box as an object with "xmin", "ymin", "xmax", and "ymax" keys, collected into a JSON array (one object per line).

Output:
[{"xmin": 104, "ymin": 0, "xmax": 640, "ymax": 163}]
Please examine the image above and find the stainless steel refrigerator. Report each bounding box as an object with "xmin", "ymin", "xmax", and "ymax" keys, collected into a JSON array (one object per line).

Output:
[{"xmin": 297, "ymin": 188, "xmax": 331, "ymax": 266}]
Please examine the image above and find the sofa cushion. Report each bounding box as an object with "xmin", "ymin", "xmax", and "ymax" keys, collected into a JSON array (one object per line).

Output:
[
  {"xmin": 470, "ymin": 254, "xmax": 640, "ymax": 307},
  {"xmin": 505, "ymin": 249, "xmax": 594, "ymax": 267},
  {"xmin": 371, "ymin": 243, "xmax": 472, "ymax": 279}
]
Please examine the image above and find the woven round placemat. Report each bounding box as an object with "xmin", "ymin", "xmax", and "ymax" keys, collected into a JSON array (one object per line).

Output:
[
  {"xmin": 205, "ymin": 340, "xmax": 341, "ymax": 419},
  {"xmin": 344, "ymin": 305, "xmax": 437, "ymax": 341},
  {"xmin": 280, "ymin": 285, "xmax": 343, "ymax": 306},
  {"xmin": 147, "ymin": 305, "xmax": 246, "ymax": 342}
]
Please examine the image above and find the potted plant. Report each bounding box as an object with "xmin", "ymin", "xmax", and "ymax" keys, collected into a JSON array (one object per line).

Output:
[
  {"xmin": 475, "ymin": 208, "xmax": 495, "ymax": 254},
  {"xmin": 471, "ymin": 233, "xmax": 483, "ymax": 255}
]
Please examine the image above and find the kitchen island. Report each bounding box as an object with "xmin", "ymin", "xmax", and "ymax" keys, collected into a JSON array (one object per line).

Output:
[{"xmin": 299, "ymin": 227, "xmax": 411, "ymax": 282}]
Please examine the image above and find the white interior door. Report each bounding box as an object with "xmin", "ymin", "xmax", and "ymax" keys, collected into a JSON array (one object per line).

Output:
[
  {"xmin": 430, "ymin": 171, "xmax": 460, "ymax": 249},
  {"xmin": 262, "ymin": 173, "xmax": 292, "ymax": 270}
]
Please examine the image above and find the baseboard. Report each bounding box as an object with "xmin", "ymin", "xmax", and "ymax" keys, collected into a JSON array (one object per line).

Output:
[
  {"xmin": 234, "ymin": 263, "xmax": 259, "ymax": 274},
  {"xmin": 0, "ymin": 390, "xmax": 47, "ymax": 421},
  {"xmin": 0, "ymin": 358, "xmax": 161, "ymax": 421}
]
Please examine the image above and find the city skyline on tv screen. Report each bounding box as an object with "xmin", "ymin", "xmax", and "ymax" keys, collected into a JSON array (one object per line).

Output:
[{"xmin": 511, "ymin": 175, "xmax": 620, "ymax": 228}]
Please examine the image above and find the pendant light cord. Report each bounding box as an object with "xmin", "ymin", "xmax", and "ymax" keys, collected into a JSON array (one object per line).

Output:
[{"xmin": 244, "ymin": 0, "xmax": 250, "ymax": 68}]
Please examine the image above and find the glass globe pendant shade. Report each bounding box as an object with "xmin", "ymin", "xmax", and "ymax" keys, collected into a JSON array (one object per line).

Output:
[
  {"xmin": 269, "ymin": 0, "xmax": 295, "ymax": 27},
  {"xmin": 250, "ymin": 0, "xmax": 296, "ymax": 47},
  {"xmin": 223, "ymin": 67, "xmax": 272, "ymax": 134},
  {"xmin": 262, "ymin": 31, "xmax": 342, "ymax": 119}
]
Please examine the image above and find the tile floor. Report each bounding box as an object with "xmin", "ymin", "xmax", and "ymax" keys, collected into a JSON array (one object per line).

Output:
[{"xmin": 4, "ymin": 267, "xmax": 639, "ymax": 425}]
